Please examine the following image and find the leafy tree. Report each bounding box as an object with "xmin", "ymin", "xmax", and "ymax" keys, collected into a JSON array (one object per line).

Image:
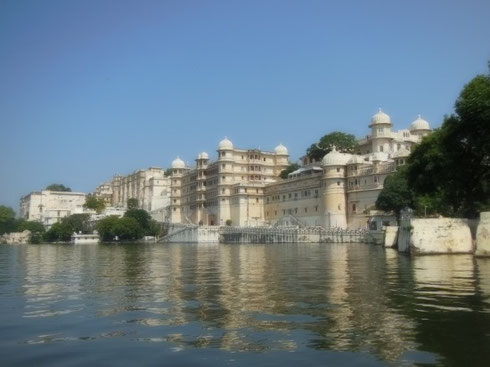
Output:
[
  {"xmin": 406, "ymin": 73, "xmax": 490, "ymax": 218},
  {"xmin": 44, "ymin": 213, "xmax": 91, "ymax": 242},
  {"xmin": 279, "ymin": 163, "xmax": 300, "ymax": 179},
  {"xmin": 0, "ymin": 205, "xmax": 16, "ymax": 235},
  {"xmin": 127, "ymin": 198, "xmax": 139, "ymax": 210},
  {"xmin": 124, "ymin": 208, "xmax": 158, "ymax": 235},
  {"xmin": 96, "ymin": 216, "xmax": 120, "ymax": 241},
  {"xmin": 112, "ymin": 217, "xmax": 143, "ymax": 240},
  {"xmin": 44, "ymin": 221, "xmax": 72, "ymax": 242},
  {"xmin": 16, "ymin": 220, "xmax": 45, "ymax": 234},
  {"xmin": 306, "ymin": 131, "xmax": 357, "ymax": 162},
  {"xmin": 96, "ymin": 215, "xmax": 144, "ymax": 241},
  {"xmin": 375, "ymin": 167, "xmax": 413, "ymax": 223},
  {"xmin": 62, "ymin": 214, "xmax": 91, "ymax": 233},
  {"xmin": 83, "ymin": 195, "xmax": 106, "ymax": 214},
  {"xmin": 45, "ymin": 184, "xmax": 71, "ymax": 192},
  {"xmin": 16, "ymin": 219, "xmax": 46, "ymax": 242}
]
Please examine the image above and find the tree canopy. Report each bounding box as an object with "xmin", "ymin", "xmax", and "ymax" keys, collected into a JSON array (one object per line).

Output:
[
  {"xmin": 44, "ymin": 213, "xmax": 91, "ymax": 242},
  {"xmin": 127, "ymin": 198, "xmax": 139, "ymax": 210},
  {"xmin": 0, "ymin": 205, "xmax": 16, "ymax": 235},
  {"xmin": 406, "ymin": 73, "xmax": 490, "ymax": 218},
  {"xmin": 45, "ymin": 184, "xmax": 71, "ymax": 192},
  {"xmin": 375, "ymin": 167, "xmax": 413, "ymax": 221},
  {"xmin": 377, "ymin": 71, "xmax": 490, "ymax": 219},
  {"xmin": 83, "ymin": 195, "xmax": 106, "ymax": 214},
  {"xmin": 96, "ymin": 213, "xmax": 155, "ymax": 241},
  {"xmin": 306, "ymin": 131, "xmax": 357, "ymax": 162}
]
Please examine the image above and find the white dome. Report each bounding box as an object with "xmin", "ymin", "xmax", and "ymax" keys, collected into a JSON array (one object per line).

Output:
[
  {"xmin": 410, "ymin": 115, "xmax": 430, "ymax": 131},
  {"xmin": 197, "ymin": 152, "xmax": 209, "ymax": 159},
  {"xmin": 218, "ymin": 137, "xmax": 233, "ymax": 150},
  {"xmin": 322, "ymin": 146, "xmax": 352, "ymax": 166},
  {"xmin": 370, "ymin": 108, "xmax": 392, "ymax": 126},
  {"xmin": 171, "ymin": 157, "xmax": 185, "ymax": 169},
  {"xmin": 274, "ymin": 143, "xmax": 288, "ymax": 155}
]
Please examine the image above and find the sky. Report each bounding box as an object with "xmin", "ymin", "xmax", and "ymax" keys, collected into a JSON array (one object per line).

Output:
[{"xmin": 1, "ymin": 0, "xmax": 489, "ymax": 211}]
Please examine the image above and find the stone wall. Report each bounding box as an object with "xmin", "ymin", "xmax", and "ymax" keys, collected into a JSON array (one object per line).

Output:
[
  {"xmin": 398, "ymin": 218, "xmax": 473, "ymax": 254},
  {"xmin": 476, "ymin": 212, "xmax": 490, "ymax": 256},
  {"xmin": 162, "ymin": 225, "xmax": 220, "ymax": 243},
  {"xmin": 384, "ymin": 226, "xmax": 398, "ymax": 248}
]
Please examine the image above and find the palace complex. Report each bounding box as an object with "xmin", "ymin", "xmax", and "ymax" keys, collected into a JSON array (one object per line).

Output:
[
  {"xmin": 167, "ymin": 109, "xmax": 431, "ymax": 229},
  {"xmin": 20, "ymin": 109, "xmax": 431, "ymax": 230}
]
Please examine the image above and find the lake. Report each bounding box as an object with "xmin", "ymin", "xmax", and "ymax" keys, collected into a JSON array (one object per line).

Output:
[{"xmin": 1, "ymin": 243, "xmax": 489, "ymax": 366}]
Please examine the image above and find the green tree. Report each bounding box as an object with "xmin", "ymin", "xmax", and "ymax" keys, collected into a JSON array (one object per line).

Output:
[
  {"xmin": 96, "ymin": 215, "xmax": 144, "ymax": 241},
  {"xmin": 279, "ymin": 163, "xmax": 300, "ymax": 179},
  {"xmin": 124, "ymin": 208, "xmax": 157, "ymax": 235},
  {"xmin": 43, "ymin": 213, "xmax": 91, "ymax": 242},
  {"xmin": 83, "ymin": 195, "xmax": 106, "ymax": 214},
  {"xmin": 306, "ymin": 131, "xmax": 357, "ymax": 162},
  {"xmin": 113, "ymin": 217, "xmax": 143, "ymax": 240},
  {"xmin": 406, "ymin": 73, "xmax": 490, "ymax": 218},
  {"xmin": 15, "ymin": 220, "xmax": 46, "ymax": 244},
  {"xmin": 0, "ymin": 205, "xmax": 16, "ymax": 235},
  {"xmin": 44, "ymin": 221, "xmax": 72, "ymax": 242},
  {"xmin": 375, "ymin": 167, "xmax": 413, "ymax": 223},
  {"xmin": 96, "ymin": 216, "xmax": 120, "ymax": 241},
  {"xmin": 45, "ymin": 184, "xmax": 71, "ymax": 192},
  {"xmin": 127, "ymin": 198, "xmax": 139, "ymax": 210}
]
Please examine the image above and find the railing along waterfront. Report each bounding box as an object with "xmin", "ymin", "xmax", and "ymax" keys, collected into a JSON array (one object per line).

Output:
[{"xmin": 220, "ymin": 226, "xmax": 381, "ymax": 244}]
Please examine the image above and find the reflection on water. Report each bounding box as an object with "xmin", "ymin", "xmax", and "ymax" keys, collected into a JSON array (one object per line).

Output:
[{"xmin": 0, "ymin": 243, "xmax": 490, "ymax": 366}]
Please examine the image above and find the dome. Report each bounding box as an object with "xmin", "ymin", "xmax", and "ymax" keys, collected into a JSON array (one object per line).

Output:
[
  {"xmin": 218, "ymin": 137, "xmax": 233, "ymax": 150},
  {"xmin": 322, "ymin": 146, "xmax": 352, "ymax": 166},
  {"xmin": 274, "ymin": 143, "xmax": 288, "ymax": 155},
  {"xmin": 392, "ymin": 147, "xmax": 410, "ymax": 159},
  {"xmin": 370, "ymin": 108, "xmax": 392, "ymax": 126},
  {"xmin": 410, "ymin": 115, "xmax": 430, "ymax": 131},
  {"xmin": 171, "ymin": 157, "xmax": 185, "ymax": 169},
  {"xmin": 197, "ymin": 152, "xmax": 209, "ymax": 160}
]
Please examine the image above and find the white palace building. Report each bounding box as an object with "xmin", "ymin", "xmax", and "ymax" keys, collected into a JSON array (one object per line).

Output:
[{"xmin": 167, "ymin": 109, "xmax": 431, "ymax": 229}]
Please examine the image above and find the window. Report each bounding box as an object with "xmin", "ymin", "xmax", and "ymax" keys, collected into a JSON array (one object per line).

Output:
[
  {"xmin": 337, "ymin": 181, "xmax": 340, "ymax": 186},
  {"xmin": 336, "ymin": 168, "xmax": 340, "ymax": 172},
  {"xmin": 352, "ymin": 203, "xmax": 356, "ymax": 213},
  {"xmin": 304, "ymin": 208, "xmax": 308, "ymax": 213}
]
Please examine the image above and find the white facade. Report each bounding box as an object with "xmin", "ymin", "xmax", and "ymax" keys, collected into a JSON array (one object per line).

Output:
[
  {"xmin": 19, "ymin": 190, "xmax": 87, "ymax": 228},
  {"xmin": 94, "ymin": 167, "xmax": 170, "ymax": 212}
]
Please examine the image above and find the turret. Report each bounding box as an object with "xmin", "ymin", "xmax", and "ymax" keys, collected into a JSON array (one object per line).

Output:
[{"xmin": 321, "ymin": 147, "xmax": 350, "ymax": 228}]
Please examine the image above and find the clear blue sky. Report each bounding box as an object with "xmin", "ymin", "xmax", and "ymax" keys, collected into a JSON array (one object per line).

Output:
[{"xmin": 1, "ymin": 0, "xmax": 489, "ymax": 211}]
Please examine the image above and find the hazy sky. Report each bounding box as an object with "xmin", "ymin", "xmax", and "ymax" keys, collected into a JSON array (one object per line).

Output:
[{"xmin": 1, "ymin": 0, "xmax": 489, "ymax": 211}]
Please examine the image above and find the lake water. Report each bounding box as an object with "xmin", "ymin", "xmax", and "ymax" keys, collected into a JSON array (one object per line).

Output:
[{"xmin": 1, "ymin": 243, "xmax": 489, "ymax": 366}]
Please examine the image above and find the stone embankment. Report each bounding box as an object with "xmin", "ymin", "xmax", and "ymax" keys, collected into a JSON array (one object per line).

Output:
[
  {"xmin": 160, "ymin": 224, "xmax": 220, "ymax": 243},
  {"xmin": 476, "ymin": 212, "xmax": 490, "ymax": 256},
  {"xmin": 383, "ymin": 211, "xmax": 490, "ymax": 256}
]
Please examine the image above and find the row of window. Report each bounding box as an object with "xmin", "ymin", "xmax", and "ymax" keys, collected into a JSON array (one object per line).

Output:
[
  {"xmin": 265, "ymin": 206, "xmax": 320, "ymax": 217},
  {"xmin": 266, "ymin": 189, "xmax": 319, "ymax": 203}
]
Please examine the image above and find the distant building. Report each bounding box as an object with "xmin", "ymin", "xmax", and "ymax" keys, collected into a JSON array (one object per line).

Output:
[
  {"xmin": 94, "ymin": 167, "xmax": 170, "ymax": 212},
  {"xmin": 19, "ymin": 190, "xmax": 87, "ymax": 228}
]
